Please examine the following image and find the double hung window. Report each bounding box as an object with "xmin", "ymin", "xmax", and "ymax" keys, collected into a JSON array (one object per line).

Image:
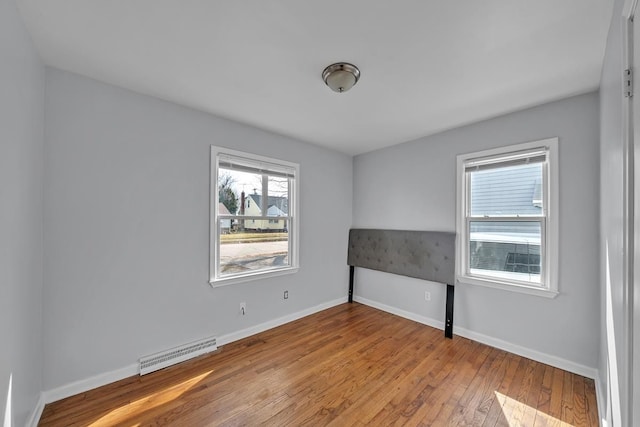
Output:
[
  {"xmin": 456, "ymin": 138, "xmax": 558, "ymax": 297},
  {"xmin": 210, "ymin": 146, "xmax": 299, "ymax": 285}
]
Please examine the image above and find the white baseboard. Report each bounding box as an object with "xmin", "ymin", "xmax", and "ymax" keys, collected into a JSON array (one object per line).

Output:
[
  {"xmin": 353, "ymin": 296, "xmax": 445, "ymax": 331},
  {"xmin": 454, "ymin": 325, "xmax": 598, "ymax": 379},
  {"xmin": 39, "ymin": 297, "xmax": 347, "ymax": 409},
  {"xmin": 217, "ymin": 297, "xmax": 347, "ymax": 346},
  {"xmin": 26, "ymin": 393, "xmax": 45, "ymax": 427},
  {"xmin": 42, "ymin": 363, "xmax": 138, "ymax": 404},
  {"xmin": 595, "ymin": 374, "xmax": 607, "ymax": 426},
  {"xmin": 354, "ymin": 296, "xmax": 598, "ymax": 380}
]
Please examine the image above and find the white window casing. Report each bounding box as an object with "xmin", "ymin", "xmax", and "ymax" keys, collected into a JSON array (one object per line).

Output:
[
  {"xmin": 210, "ymin": 146, "xmax": 299, "ymax": 286},
  {"xmin": 455, "ymin": 138, "xmax": 559, "ymax": 298}
]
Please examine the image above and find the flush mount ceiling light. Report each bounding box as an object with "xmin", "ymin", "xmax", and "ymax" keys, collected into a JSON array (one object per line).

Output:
[{"xmin": 322, "ymin": 62, "xmax": 361, "ymax": 93}]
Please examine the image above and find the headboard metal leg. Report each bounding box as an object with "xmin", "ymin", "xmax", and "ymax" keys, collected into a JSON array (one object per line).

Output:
[
  {"xmin": 445, "ymin": 284, "xmax": 454, "ymax": 339},
  {"xmin": 348, "ymin": 266, "xmax": 354, "ymax": 303}
]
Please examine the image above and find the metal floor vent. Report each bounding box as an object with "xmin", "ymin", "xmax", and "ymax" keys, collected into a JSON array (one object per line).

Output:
[{"xmin": 139, "ymin": 336, "xmax": 217, "ymax": 375}]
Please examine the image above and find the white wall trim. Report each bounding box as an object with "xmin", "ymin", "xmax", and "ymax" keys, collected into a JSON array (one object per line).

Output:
[
  {"xmin": 39, "ymin": 297, "xmax": 346, "ymax": 408},
  {"xmin": 217, "ymin": 297, "xmax": 346, "ymax": 346},
  {"xmin": 26, "ymin": 393, "xmax": 45, "ymax": 427},
  {"xmin": 354, "ymin": 296, "xmax": 598, "ymax": 379},
  {"xmin": 454, "ymin": 325, "xmax": 598, "ymax": 380},
  {"xmin": 353, "ymin": 296, "xmax": 445, "ymax": 331},
  {"xmin": 42, "ymin": 363, "xmax": 138, "ymax": 404},
  {"xmin": 596, "ymin": 374, "xmax": 607, "ymax": 427}
]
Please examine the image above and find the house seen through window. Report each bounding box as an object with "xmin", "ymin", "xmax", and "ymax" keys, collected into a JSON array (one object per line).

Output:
[{"xmin": 210, "ymin": 146, "xmax": 299, "ymax": 284}]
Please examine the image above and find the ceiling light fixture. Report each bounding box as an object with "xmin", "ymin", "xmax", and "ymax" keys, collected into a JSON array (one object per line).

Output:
[{"xmin": 322, "ymin": 62, "xmax": 361, "ymax": 93}]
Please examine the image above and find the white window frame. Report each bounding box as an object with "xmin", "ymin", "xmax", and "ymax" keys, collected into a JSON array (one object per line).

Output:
[
  {"xmin": 210, "ymin": 146, "xmax": 299, "ymax": 286},
  {"xmin": 456, "ymin": 138, "xmax": 559, "ymax": 298}
]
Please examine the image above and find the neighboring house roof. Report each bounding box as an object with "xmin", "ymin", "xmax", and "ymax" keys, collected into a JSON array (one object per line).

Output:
[
  {"xmin": 266, "ymin": 205, "xmax": 286, "ymax": 217},
  {"xmin": 247, "ymin": 194, "xmax": 288, "ymax": 215},
  {"xmin": 218, "ymin": 203, "xmax": 231, "ymax": 215}
]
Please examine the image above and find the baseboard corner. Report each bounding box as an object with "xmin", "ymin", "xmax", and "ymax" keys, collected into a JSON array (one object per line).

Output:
[
  {"xmin": 42, "ymin": 363, "xmax": 138, "ymax": 405},
  {"xmin": 26, "ymin": 392, "xmax": 45, "ymax": 427},
  {"xmin": 594, "ymin": 372, "xmax": 607, "ymax": 426}
]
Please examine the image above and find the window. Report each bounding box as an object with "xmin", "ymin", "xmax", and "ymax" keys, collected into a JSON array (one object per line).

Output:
[
  {"xmin": 210, "ymin": 146, "xmax": 299, "ymax": 285},
  {"xmin": 456, "ymin": 138, "xmax": 558, "ymax": 297}
]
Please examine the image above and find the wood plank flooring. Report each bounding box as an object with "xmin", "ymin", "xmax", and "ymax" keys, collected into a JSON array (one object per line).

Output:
[{"xmin": 39, "ymin": 303, "xmax": 599, "ymax": 426}]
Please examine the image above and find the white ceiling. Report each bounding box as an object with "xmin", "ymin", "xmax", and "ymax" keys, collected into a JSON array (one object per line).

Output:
[{"xmin": 17, "ymin": 1, "xmax": 613, "ymax": 155}]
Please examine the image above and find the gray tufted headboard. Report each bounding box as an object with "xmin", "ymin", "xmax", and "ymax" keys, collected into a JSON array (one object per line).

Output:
[{"xmin": 347, "ymin": 229, "xmax": 456, "ymax": 338}]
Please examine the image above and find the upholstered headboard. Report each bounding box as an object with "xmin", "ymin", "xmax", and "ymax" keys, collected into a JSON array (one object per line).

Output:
[
  {"xmin": 347, "ymin": 229, "xmax": 455, "ymax": 285},
  {"xmin": 347, "ymin": 228, "xmax": 456, "ymax": 338}
]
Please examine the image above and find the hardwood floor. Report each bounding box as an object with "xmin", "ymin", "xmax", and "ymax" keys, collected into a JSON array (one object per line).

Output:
[{"xmin": 39, "ymin": 303, "xmax": 599, "ymax": 426}]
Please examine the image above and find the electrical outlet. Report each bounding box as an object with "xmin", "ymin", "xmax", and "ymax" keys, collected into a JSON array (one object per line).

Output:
[
  {"xmin": 284, "ymin": 290, "xmax": 289, "ymax": 299},
  {"xmin": 240, "ymin": 302, "xmax": 246, "ymax": 315},
  {"xmin": 424, "ymin": 291, "xmax": 431, "ymax": 301}
]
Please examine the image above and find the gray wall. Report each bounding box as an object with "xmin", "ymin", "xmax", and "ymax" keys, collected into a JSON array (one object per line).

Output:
[
  {"xmin": 599, "ymin": 0, "xmax": 627, "ymax": 424},
  {"xmin": 0, "ymin": 0, "xmax": 45, "ymax": 425},
  {"xmin": 353, "ymin": 92, "xmax": 600, "ymax": 370},
  {"xmin": 42, "ymin": 68, "xmax": 352, "ymax": 390}
]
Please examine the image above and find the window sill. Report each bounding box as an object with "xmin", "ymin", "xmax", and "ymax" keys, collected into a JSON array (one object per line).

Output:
[
  {"xmin": 210, "ymin": 266, "xmax": 299, "ymax": 288},
  {"xmin": 456, "ymin": 274, "xmax": 559, "ymax": 298}
]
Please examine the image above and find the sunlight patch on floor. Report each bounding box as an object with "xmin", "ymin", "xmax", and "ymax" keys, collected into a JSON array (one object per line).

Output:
[
  {"xmin": 88, "ymin": 370, "xmax": 212, "ymax": 426},
  {"xmin": 495, "ymin": 391, "xmax": 572, "ymax": 426}
]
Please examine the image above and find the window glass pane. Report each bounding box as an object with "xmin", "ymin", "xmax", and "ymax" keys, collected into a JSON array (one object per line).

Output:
[
  {"xmin": 267, "ymin": 176, "xmax": 289, "ymax": 216},
  {"xmin": 470, "ymin": 163, "xmax": 543, "ymax": 216},
  {"xmin": 469, "ymin": 221, "xmax": 541, "ymax": 284},
  {"xmin": 219, "ymin": 219, "xmax": 289, "ymax": 277}
]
